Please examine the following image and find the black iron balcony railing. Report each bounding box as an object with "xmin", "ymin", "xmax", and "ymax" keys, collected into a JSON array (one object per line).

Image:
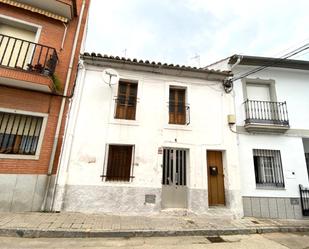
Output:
[
  {"xmin": 244, "ymin": 99, "xmax": 289, "ymax": 126},
  {"xmin": 0, "ymin": 34, "xmax": 58, "ymax": 76}
]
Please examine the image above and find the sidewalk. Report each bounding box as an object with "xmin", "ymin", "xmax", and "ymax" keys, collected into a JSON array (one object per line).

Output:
[{"xmin": 0, "ymin": 211, "xmax": 309, "ymax": 238}]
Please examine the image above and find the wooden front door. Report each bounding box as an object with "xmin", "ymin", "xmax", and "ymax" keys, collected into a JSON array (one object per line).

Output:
[{"xmin": 207, "ymin": 151, "xmax": 225, "ymax": 206}]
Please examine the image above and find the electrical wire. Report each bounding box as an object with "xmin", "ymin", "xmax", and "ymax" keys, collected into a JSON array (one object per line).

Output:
[{"xmin": 230, "ymin": 43, "xmax": 309, "ymax": 82}]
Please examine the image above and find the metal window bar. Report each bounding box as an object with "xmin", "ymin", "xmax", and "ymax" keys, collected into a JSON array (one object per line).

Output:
[
  {"xmin": 299, "ymin": 185, "xmax": 309, "ymax": 216},
  {"xmin": 0, "ymin": 34, "xmax": 58, "ymax": 76},
  {"xmin": 253, "ymin": 149, "xmax": 285, "ymax": 187},
  {"xmin": 168, "ymin": 102, "xmax": 190, "ymax": 125},
  {"xmin": 244, "ymin": 100, "xmax": 289, "ymax": 126},
  {"xmin": 0, "ymin": 111, "xmax": 43, "ymax": 155},
  {"xmin": 162, "ymin": 148, "xmax": 187, "ymax": 186}
]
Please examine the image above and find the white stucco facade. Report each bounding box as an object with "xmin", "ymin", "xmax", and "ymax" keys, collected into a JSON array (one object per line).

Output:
[
  {"xmin": 208, "ymin": 57, "xmax": 309, "ymax": 219},
  {"xmin": 53, "ymin": 57, "xmax": 243, "ymax": 216}
]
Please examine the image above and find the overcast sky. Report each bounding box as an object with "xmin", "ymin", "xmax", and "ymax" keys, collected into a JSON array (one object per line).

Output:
[{"xmin": 85, "ymin": 0, "xmax": 309, "ymax": 67}]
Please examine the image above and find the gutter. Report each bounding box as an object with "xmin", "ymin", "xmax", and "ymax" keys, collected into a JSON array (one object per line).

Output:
[{"xmin": 40, "ymin": 0, "xmax": 86, "ymax": 212}]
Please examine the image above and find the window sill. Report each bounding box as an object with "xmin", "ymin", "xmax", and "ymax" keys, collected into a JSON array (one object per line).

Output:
[
  {"xmin": 256, "ymin": 186, "xmax": 286, "ymax": 191},
  {"xmin": 164, "ymin": 124, "xmax": 192, "ymax": 131},
  {"xmin": 110, "ymin": 119, "xmax": 140, "ymax": 126},
  {"xmin": 0, "ymin": 154, "xmax": 39, "ymax": 160}
]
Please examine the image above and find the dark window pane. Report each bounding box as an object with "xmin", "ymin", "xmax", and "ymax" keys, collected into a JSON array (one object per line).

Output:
[
  {"xmin": 253, "ymin": 149, "xmax": 284, "ymax": 187},
  {"xmin": 0, "ymin": 112, "xmax": 43, "ymax": 155},
  {"xmin": 106, "ymin": 145, "xmax": 133, "ymax": 181}
]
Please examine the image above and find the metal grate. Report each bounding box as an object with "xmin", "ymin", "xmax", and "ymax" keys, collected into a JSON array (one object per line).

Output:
[
  {"xmin": 162, "ymin": 148, "xmax": 187, "ymax": 186},
  {"xmin": 0, "ymin": 34, "xmax": 58, "ymax": 76},
  {"xmin": 244, "ymin": 100, "xmax": 289, "ymax": 126},
  {"xmin": 253, "ymin": 149, "xmax": 285, "ymax": 188},
  {"xmin": 206, "ymin": 236, "xmax": 225, "ymax": 243},
  {"xmin": 0, "ymin": 112, "xmax": 43, "ymax": 155},
  {"xmin": 299, "ymin": 185, "xmax": 309, "ymax": 216}
]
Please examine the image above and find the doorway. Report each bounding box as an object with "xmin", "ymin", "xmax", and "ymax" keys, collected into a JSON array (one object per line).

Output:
[
  {"xmin": 161, "ymin": 148, "xmax": 187, "ymax": 209},
  {"xmin": 207, "ymin": 151, "xmax": 225, "ymax": 206}
]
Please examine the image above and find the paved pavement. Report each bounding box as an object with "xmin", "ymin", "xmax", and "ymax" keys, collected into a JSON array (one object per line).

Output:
[
  {"xmin": 1, "ymin": 233, "xmax": 309, "ymax": 249},
  {"xmin": 0, "ymin": 211, "xmax": 309, "ymax": 238}
]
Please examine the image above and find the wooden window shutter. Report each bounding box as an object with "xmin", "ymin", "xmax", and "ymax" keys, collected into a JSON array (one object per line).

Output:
[
  {"xmin": 106, "ymin": 145, "xmax": 133, "ymax": 181},
  {"xmin": 115, "ymin": 81, "xmax": 137, "ymax": 120},
  {"xmin": 169, "ymin": 88, "xmax": 186, "ymax": 125}
]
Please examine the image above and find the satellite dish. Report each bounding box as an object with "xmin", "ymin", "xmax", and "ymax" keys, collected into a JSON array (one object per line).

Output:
[{"xmin": 101, "ymin": 68, "xmax": 119, "ymax": 86}]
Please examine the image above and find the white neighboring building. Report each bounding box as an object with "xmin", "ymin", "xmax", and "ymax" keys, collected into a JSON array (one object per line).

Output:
[
  {"xmin": 207, "ymin": 55, "xmax": 309, "ymax": 219},
  {"xmin": 52, "ymin": 53, "xmax": 243, "ymax": 216}
]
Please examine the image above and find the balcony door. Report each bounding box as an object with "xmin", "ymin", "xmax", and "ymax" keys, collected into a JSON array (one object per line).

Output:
[
  {"xmin": 169, "ymin": 88, "xmax": 186, "ymax": 125},
  {"xmin": 247, "ymin": 83, "xmax": 271, "ymax": 101},
  {"xmin": 0, "ymin": 23, "xmax": 37, "ymax": 69},
  {"xmin": 246, "ymin": 83, "xmax": 280, "ymax": 123}
]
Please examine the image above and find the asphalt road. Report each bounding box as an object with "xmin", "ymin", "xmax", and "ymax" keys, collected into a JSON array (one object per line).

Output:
[{"xmin": 0, "ymin": 232, "xmax": 309, "ymax": 249}]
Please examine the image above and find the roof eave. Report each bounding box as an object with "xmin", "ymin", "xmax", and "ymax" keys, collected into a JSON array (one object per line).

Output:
[
  {"xmin": 228, "ymin": 55, "xmax": 309, "ymax": 71},
  {"xmin": 81, "ymin": 54, "xmax": 232, "ymax": 81}
]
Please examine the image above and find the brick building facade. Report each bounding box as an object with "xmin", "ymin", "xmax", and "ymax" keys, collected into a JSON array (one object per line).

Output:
[{"xmin": 0, "ymin": 0, "xmax": 90, "ymax": 211}]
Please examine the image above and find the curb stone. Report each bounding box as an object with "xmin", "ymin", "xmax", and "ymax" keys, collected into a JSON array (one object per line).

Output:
[{"xmin": 0, "ymin": 226, "xmax": 309, "ymax": 238}]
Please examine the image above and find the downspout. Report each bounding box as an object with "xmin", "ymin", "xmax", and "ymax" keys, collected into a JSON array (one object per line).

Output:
[
  {"xmin": 61, "ymin": 22, "xmax": 68, "ymax": 51},
  {"xmin": 41, "ymin": 0, "xmax": 86, "ymax": 212},
  {"xmin": 49, "ymin": 62, "xmax": 86, "ymax": 211}
]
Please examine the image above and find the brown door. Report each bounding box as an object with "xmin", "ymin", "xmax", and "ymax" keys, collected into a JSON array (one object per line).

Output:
[{"xmin": 207, "ymin": 151, "xmax": 225, "ymax": 206}]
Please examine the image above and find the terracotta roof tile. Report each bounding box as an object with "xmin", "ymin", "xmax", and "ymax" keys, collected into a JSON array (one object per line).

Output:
[{"xmin": 82, "ymin": 52, "xmax": 231, "ymax": 76}]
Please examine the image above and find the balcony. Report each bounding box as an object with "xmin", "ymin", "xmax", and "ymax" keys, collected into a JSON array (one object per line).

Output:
[
  {"xmin": 0, "ymin": 34, "xmax": 58, "ymax": 92},
  {"xmin": 244, "ymin": 100, "xmax": 289, "ymax": 133},
  {"xmin": 8, "ymin": 0, "xmax": 76, "ymax": 22}
]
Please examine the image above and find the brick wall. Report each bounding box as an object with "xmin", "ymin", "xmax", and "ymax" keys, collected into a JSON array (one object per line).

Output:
[{"xmin": 0, "ymin": 0, "xmax": 90, "ymax": 175}]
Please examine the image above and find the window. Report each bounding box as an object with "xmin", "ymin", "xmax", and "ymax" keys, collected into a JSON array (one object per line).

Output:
[
  {"xmin": 305, "ymin": 153, "xmax": 309, "ymax": 180},
  {"xmin": 253, "ymin": 149, "xmax": 284, "ymax": 188},
  {"xmin": 0, "ymin": 111, "xmax": 43, "ymax": 155},
  {"xmin": 105, "ymin": 145, "xmax": 134, "ymax": 182},
  {"xmin": 115, "ymin": 81, "xmax": 137, "ymax": 120},
  {"xmin": 169, "ymin": 87, "xmax": 186, "ymax": 125}
]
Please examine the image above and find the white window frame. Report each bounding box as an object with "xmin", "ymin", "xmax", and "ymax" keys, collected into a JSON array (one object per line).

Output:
[
  {"xmin": 253, "ymin": 149, "xmax": 285, "ymax": 189},
  {"xmin": 164, "ymin": 81, "xmax": 192, "ymax": 130},
  {"xmin": 109, "ymin": 77, "xmax": 141, "ymax": 126},
  {"xmin": 0, "ymin": 107, "xmax": 48, "ymax": 160},
  {"xmin": 0, "ymin": 14, "xmax": 42, "ymax": 43}
]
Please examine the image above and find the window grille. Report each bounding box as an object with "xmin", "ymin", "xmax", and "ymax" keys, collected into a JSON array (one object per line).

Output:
[
  {"xmin": 253, "ymin": 149, "xmax": 284, "ymax": 187},
  {"xmin": 0, "ymin": 111, "xmax": 43, "ymax": 155}
]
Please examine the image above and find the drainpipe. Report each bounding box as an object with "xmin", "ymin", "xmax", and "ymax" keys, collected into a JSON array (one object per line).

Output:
[
  {"xmin": 49, "ymin": 61, "xmax": 86, "ymax": 211},
  {"xmin": 41, "ymin": 0, "xmax": 86, "ymax": 212},
  {"xmin": 61, "ymin": 22, "xmax": 68, "ymax": 51}
]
